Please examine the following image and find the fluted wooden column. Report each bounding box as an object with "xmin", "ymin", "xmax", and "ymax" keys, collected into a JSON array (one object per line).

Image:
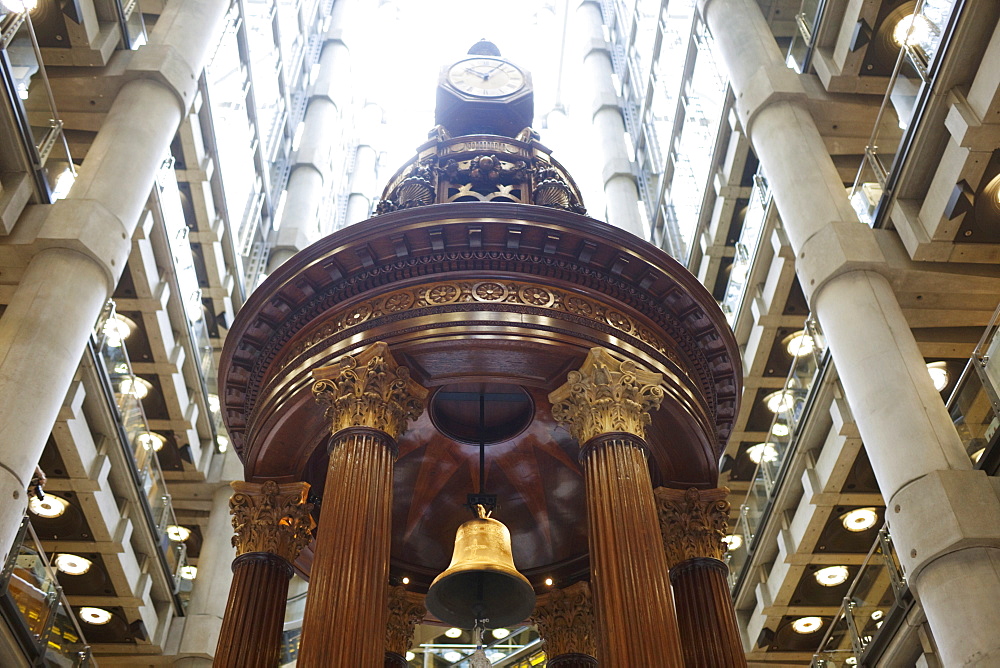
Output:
[
  {"xmin": 298, "ymin": 342, "xmax": 427, "ymax": 668},
  {"xmin": 385, "ymin": 585, "xmax": 425, "ymax": 667},
  {"xmin": 656, "ymin": 487, "xmax": 747, "ymax": 667},
  {"xmin": 215, "ymin": 480, "xmax": 314, "ymax": 668},
  {"xmin": 531, "ymin": 581, "xmax": 598, "ymax": 667},
  {"xmin": 550, "ymin": 347, "xmax": 683, "ymax": 667}
]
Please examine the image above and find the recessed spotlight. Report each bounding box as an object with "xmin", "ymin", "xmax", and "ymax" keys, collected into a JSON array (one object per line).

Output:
[
  {"xmin": 771, "ymin": 422, "xmax": 790, "ymax": 437},
  {"xmin": 791, "ymin": 616, "xmax": 823, "ymax": 634},
  {"xmin": 783, "ymin": 330, "xmax": 815, "ymax": 358},
  {"xmin": 166, "ymin": 525, "xmax": 191, "ymax": 542},
  {"xmin": 443, "ymin": 650, "xmax": 462, "ymax": 662},
  {"xmin": 180, "ymin": 566, "xmax": 198, "ymax": 580},
  {"xmin": 544, "ymin": 577, "xmax": 554, "ymax": 586},
  {"xmin": 846, "ymin": 658, "xmax": 858, "ymax": 666},
  {"xmin": 814, "ymin": 565, "xmax": 850, "ymax": 587},
  {"xmin": 79, "ymin": 607, "xmax": 112, "ymax": 625},
  {"xmin": 748, "ymin": 442, "xmax": 778, "ymax": 464},
  {"xmin": 926, "ymin": 361, "xmax": 949, "ymax": 392},
  {"xmin": 445, "ymin": 627, "xmax": 462, "ymax": 638},
  {"xmin": 217, "ymin": 435, "xmax": 230, "ymax": 453},
  {"xmin": 137, "ymin": 431, "xmax": 165, "ymax": 452},
  {"xmin": 492, "ymin": 628, "xmax": 510, "ymax": 639},
  {"xmin": 892, "ymin": 13, "xmax": 934, "ymax": 48},
  {"xmin": 401, "ymin": 576, "xmax": 410, "ymax": 585},
  {"xmin": 102, "ymin": 315, "xmax": 134, "ymax": 347},
  {"xmin": 840, "ymin": 508, "xmax": 878, "ymax": 532},
  {"xmin": 405, "ymin": 652, "xmax": 415, "ymax": 661},
  {"xmin": 871, "ymin": 609, "xmax": 884, "ymax": 620},
  {"xmin": 208, "ymin": 394, "xmax": 221, "ymax": 413},
  {"xmin": 722, "ymin": 534, "xmax": 743, "ymax": 551},
  {"xmin": 29, "ymin": 494, "xmax": 69, "ymax": 518},
  {"xmin": 55, "ymin": 554, "xmax": 92, "ymax": 576}
]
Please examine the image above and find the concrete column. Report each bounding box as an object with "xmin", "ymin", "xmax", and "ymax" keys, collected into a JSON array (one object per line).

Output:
[
  {"xmin": 344, "ymin": 143, "xmax": 378, "ymax": 226},
  {"xmin": 0, "ymin": 0, "xmax": 229, "ymax": 563},
  {"xmin": 575, "ymin": 0, "xmax": 645, "ymax": 238},
  {"xmin": 700, "ymin": 0, "xmax": 1000, "ymax": 664},
  {"xmin": 267, "ymin": 3, "xmax": 354, "ymax": 272},
  {"xmin": 176, "ymin": 485, "xmax": 236, "ymax": 660}
]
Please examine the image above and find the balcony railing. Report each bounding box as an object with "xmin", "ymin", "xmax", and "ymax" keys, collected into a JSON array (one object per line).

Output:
[
  {"xmin": 1, "ymin": 516, "xmax": 95, "ymax": 666},
  {"xmin": 726, "ymin": 316, "xmax": 828, "ymax": 588}
]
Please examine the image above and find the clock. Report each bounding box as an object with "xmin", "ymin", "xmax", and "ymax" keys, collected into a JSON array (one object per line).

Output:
[{"xmin": 447, "ymin": 58, "xmax": 526, "ymax": 98}]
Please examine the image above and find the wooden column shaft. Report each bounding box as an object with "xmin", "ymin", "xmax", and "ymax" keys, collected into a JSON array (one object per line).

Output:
[
  {"xmin": 583, "ymin": 435, "xmax": 684, "ymax": 667},
  {"xmin": 547, "ymin": 653, "xmax": 599, "ymax": 667},
  {"xmin": 384, "ymin": 651, "xmax": 407, "ymax": 668},
  {"xmin": 215, "ymin": 553, "xmax": 293, "ymax": 668},
  {"xmin": 298, "ymin": 427, "xmax": 397, "ymax": 667},
  {"xmin": 671, "ymin": 558, "xmax": 747, "ymax": 667}
]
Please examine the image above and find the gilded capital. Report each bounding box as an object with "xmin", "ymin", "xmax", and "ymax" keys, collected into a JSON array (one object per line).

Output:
[
  {"xmin": 655, "ymin": 487, "xmax": 731, "ymax": 566},
  {"xmin": 312, "ymin": 341, "xmax": 428, "ymax": 439},
  {"xmin": 548, "ymin": 347, "xmax": 666, "ymax": 443},
  {"xmin": 230, "ymin": 480, "xmax": 315, "ymax": 564},
  {"xmin": 386, "ymin": 585, "xmax": 425, "ymax": 656},
  {"xmin": 530, "ymin": 581, "xmax": 597, "ymax": 658}
]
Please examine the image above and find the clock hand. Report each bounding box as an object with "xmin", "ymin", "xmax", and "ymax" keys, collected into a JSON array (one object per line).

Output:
[{"xmin": 465, "ymin": 67, "xmax": 489, "ymax": 80}]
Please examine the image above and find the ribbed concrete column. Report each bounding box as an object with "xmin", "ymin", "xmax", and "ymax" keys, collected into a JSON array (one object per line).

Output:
[
  {"xmin": 267, "ymin": 0, "xmax": 354, "ymax": 272},
  {"xmin": 298, "ymin": 342, "xmax": 427, "ymax": 667},
  {"xmin": 550, "ymin": 348, "xmax": 683, "ymax": 666},
  {"xmin": 531, "ymin": 581, "xmax": 598, "ymax": 667},
  {"xmin": 700, "ymin": 1, "xmax": 1000, "ymax": 664},
  {"xmin": 656, "ymin": 487, "xmax": 746, "ymax": 667},
  {"xmin": 215, "ymin": 481, "xmax": 314, "ymax": 668},
  {"xmin": 575, "ymin": 0, "xmax": 644, "ymax": 238},
  {"xmin": 0, "ymin": 0, "xmax": 229, "ymax": 563}
]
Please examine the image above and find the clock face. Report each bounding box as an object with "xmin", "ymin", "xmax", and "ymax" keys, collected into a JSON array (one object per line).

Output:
[{"xmin": 447, "ymin": 58, "xmax": 526, "ymax": 98}]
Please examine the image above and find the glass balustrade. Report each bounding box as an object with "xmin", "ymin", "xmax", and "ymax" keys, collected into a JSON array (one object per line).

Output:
[
  {"xmin": 728, "ymin": 316, "xmax": 827, "ymax": 590},
  {"xmin": 721, "ymin": 170, "xmax": 771, "ymax": 324},
  {"xmin": 1, "ymin": 516, "xmax": 95, "ymax": 666},
  {"xmin": 93, "ymin": 302, "xmax": 191, "ymax": 596}
]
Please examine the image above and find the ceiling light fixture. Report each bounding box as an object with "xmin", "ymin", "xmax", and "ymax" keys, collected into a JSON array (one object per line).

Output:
[
  {"xmin": 871, "ymin": 610, "xmax": 884, "ymax": 621},
  {"xmin": 102, "ymin": 315, "xmax": 134, "ymax": 347},
  {"xmin": 840, "ymin": 507, "xmax": 878, "ymax": 532},
  {"xmin": 180, "ymin": 566, "xmax": 198, "ymax": 580},
  {"xmin": 771, "ymin": 422, "xmax": 790, "ymax": 437},
  {"xmin": 405, "ymin": 652, "xmax": 415, "ymax": 661},
  {"xmin": 55, "ymin": 554, "xmax": 92, "ymax": 576},
  {"xmin": 443, "ymin": 650, "xmax": 463, "ymax": 662},
  {"xmin": 783, "ymin": 330, "xmax": 815, "ymax": 358},
  {"xmin": 721, "ymin": 534, "xmax": 742, "ymax": 551},
  {"xmin": 492, "ymin": 628, "xmax": 510, "ymax": 639},
  {"xmin": 814, "ymin": 565, "xmax": 850, "ymax": 587},
  {"xmin": 926, "ymin": 361, "xmax": 949, "ymax": 392},
  {"xmin": 119, "ymin": 376, "xmax": 153, "ymax": 401},
  {"xmin": 748, "ymin": 442, "xmax": 778, "ymax": 464},
  {"xmin": 791, "ymin": 616, "xmax": 824, "ymax": 634},
  {"xmin": 764, "ymin": 390, "xmax": 795, "ymax": 414},
  {"xmin": 166, "ymin": 525, "xmax": 191, "ymax": 542},
  {"xmin": 29, "ymin": 493, "xmax": 69, "ymax": 519},
  {"xmin": 891, "ymin": 13, "xmax": 934, "ymax": 48},
  {"xmin": 445, "ymin": 627, "xmax": 462, "ymax": 638},
  {"xmin": 79, "ymin": 607, "xmax": 113, "ymax": 625},
  {"xmin": 137, "ymin": 431, "xmax": 165, "ymax": 452}
]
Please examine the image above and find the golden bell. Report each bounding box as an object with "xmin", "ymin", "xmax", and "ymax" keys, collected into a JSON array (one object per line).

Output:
[{"xmin": 425, "ymin": 506, "xmax": 536, "ymax": 629}]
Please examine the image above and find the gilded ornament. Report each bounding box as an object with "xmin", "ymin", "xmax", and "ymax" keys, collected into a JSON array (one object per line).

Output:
[
  {"xmin": 311, "ymin": 342, "xmax": 428, "ymax": 439},
  {"xmin": 655, "ymin": 487, "xmax": 731, "ymax": 566},
  {"xmin": 229, "ymin": 480, "xmax": 315, "ymax": 564},
  {"xmin": 530, "ymin": 581, "xmax": 597, "ymax": 658},
  {"xmin": 548, "ymin": 347, "xmax": 667, "ymax": 443},
  {"xmin": 386, "ymin": 585, "xmax": 425, "ymax": 656}
]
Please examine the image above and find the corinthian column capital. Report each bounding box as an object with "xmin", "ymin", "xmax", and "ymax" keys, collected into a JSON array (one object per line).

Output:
[
  {"xmin": 311, "ymin": 341, "xmax": 428, "ymax": 439},
  {"xmin": 386, "ymin": 585, "xmax": 425, "ymax": 657},
  {"xmin": 229, "ymin": 480, "xmax": 315, "ymax": 564},
  {"xmin": 548, "ymin": 347, "xmax": 666, "ymax": 444},
  {"xmin": 655, "ymin": 486, "xmax": 731, "ymax": 566},
  {"xmin": 531, "ymin": 581, "xmax": 597, "ymax": 659}
]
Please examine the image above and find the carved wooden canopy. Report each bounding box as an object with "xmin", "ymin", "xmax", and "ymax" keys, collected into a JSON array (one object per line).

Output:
[{"xmin": 219, "ymin": 202, "xmax": 741, "ymax": 588}]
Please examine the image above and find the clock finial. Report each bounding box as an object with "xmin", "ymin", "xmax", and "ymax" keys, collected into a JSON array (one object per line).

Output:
[{"xmin": 467, "ymin": 39, "xmax": 502, "ymax": 57}]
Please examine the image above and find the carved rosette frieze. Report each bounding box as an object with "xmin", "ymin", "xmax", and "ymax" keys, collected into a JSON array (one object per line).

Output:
[
  {"xmin": 229, "ymin": 480, "xmax": 314, "ymax": 563},
  {"xmin": 549, "ymin": 347, "xmax": 667, "ymax": 444},
  {"xmin": 530, "ymin": 581, "xmax": 597, "ymax": 658},
  {"xmin": 311, "ymin": 342, "xmax": 428, "ymax": 440},
  {"xmin": 386, "ymin": 585, "xmax": 425, "ymax": 657},
  {"xmin": 655, "ymin": 487, "xmax": 731, "ymax": 567}
]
